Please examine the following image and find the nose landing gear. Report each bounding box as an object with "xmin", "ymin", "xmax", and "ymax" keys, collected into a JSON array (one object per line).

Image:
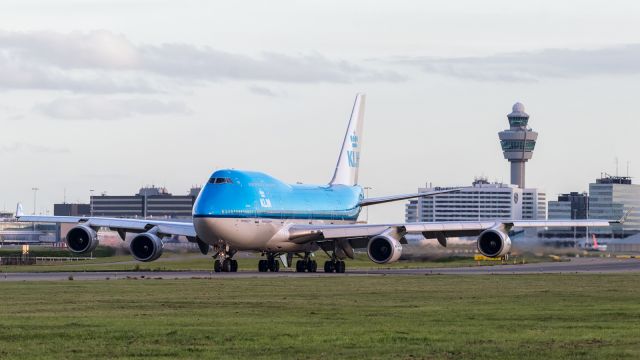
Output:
[{"xmin": 213, "ymin": 249, "xmax": 238, "ymax": 273}]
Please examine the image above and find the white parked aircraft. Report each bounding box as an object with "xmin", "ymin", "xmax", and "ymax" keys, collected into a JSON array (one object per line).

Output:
[{"xmin": 17, "ymin": 94, "xmax": 620, "ymax": 273}]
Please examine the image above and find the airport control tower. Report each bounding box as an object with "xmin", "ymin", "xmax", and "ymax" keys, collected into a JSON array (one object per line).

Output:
[{"xmin": 498, "ymin": 102, "xmax": 538, "ymax": 189}]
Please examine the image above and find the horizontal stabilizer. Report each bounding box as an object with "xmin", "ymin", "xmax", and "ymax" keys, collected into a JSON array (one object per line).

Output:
[{"xmin": 359, "ymin": 189, "xmax": 459, "ymax": 207}]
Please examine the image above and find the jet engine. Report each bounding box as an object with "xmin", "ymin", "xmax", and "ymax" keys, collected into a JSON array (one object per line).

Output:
[
  {"xmin": 129, "ymin": 232, "xmax": 163, "ymax": 262},
  {"xmin": 477, "ymin": 229, "xmax": 512, "ymax": 258},
  {"xmin": 65, "ymin": 225, "xmax": 99, "ymax": 253},
  {"xmin": 367, "ymin": 233, "xmax": 403, "ymax": 264}
]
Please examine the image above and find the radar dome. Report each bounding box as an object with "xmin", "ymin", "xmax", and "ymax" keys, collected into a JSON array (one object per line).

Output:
[
  {"xmin": 512, "ymin": 102, "xmax": 525, "ymax": 113},
  {"xmin": 508, "ymin": 102, "xmax": 529, "ymax": 118}
]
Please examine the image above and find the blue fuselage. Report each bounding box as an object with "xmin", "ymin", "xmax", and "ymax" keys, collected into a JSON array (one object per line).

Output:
[{"xmin": 193, "ymin": 170, "xmax": 364, "ymax": 222}]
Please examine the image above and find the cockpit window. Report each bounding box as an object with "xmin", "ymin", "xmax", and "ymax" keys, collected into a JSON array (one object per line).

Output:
[{"xmin": 209, "ymin": 177, "xmax": 233, "ymax": 184}]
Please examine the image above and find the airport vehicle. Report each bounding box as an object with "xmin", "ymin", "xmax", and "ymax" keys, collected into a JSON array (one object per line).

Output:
[{"xmin": 16, "ymin": 94, "xmax": 620, "ymax": 273}]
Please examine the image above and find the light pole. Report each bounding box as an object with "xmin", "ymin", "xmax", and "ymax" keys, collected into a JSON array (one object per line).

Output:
[{"xmin": 31, "ymin": 187, "xmax": 39, "ymax": 215}]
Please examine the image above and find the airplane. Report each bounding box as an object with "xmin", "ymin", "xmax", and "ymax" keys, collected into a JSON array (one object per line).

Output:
[
  {"xmin": 16, "ymin": 94, "xmax": 620, "ymax": 273},
  {"xmin": 578, "ymin": 234, "xmax": 608, "ymax": 252}
]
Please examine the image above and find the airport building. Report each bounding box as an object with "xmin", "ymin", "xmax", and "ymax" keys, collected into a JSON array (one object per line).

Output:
[
  {"xmin": 88, "ymin": 186, "xmax": 201, "ymax": 219},
  {"xmin": 406, "ymin": 178, "xmax": 546, "ymax": 223},
  {"xmin": 588, "ymin": 175, "xmax": 640, "ymax": 238},
  {"xmin": 54, "ymin": 203, "xmax": 91, "ymax": 217},
  {"xmin": 0, "ymin": 211, "xmax": 59, "ymax": 244},
  {"xmin": 540, "ymin": 174, "xmax": 640, "ymax": 240},
  {"xmin": 541, "ymin": 192, "xmax": 589, "ymax": 239},
  {"xmin": 406, "ymin": 102, "xmax": 547, "ymax": 225}
]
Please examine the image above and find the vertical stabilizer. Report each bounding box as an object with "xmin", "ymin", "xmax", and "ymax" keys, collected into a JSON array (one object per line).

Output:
[
  {"xmin": 330, "ymin": 93, "xmax": 366, "ymax": 186},
  {"xmin": 15, "ymin": 203, "xmax": 23, "ymax": 218}
]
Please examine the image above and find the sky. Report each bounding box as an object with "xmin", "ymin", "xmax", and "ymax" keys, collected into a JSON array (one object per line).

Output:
[{"xmin": 1, "ymin": 0, "xmax": 640, "ymax": 223}]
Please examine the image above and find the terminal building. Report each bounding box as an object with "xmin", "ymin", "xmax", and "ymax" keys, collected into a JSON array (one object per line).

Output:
[
  {"xmin": 543, "ymin": 192, "xmax": 589, "ymax": 238},
  {"xmin": 541, "ymin": 174, "xmax": 640, "ymax": 240},
  {"xmin": 588, "ymin": 175, "xmax": 640, "ymax": 238},
  {"xmin": 88, "ymin": 186, "xmax": 201, "ymax": 219},
  {"xmin": 405, "ymin": 178, "xmax": 546, "ymax": 223},
  {"xmin": 0, "ymin": 211, "xmax": 58, "ymax": 244}
]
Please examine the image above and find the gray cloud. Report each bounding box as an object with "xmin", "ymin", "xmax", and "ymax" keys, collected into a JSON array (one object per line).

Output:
[
  {"xmin": 0, "ymin": 30, "xmax": 404, "ymax": 93},
  {"xmin": 397, "ymin": 45, "xmax": 640, "ymax": 82},
  {"xmin": 248, "ymin": 86, "xmax": 279, "ymax": 97},
  {"xmin": 0, "ymin": 143, "xmax": 69, "ymax": 154},
  {"xmin": 35, "ymin": 97, "xmax": 191, "ymax": 120}
]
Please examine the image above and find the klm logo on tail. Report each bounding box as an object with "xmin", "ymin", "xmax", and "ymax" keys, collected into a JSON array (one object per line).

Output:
[{"xmin": 347, "ymin": 132, "xmax": 360, "ymax": 168}]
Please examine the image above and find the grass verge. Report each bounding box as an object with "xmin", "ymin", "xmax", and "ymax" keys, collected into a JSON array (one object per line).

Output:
[{"xmin": 0, "ymin": 274, "xmax": 639, "ymax": 359}]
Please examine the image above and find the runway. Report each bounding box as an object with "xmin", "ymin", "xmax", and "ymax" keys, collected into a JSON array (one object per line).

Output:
[{"xmin": 2, "ymin": 257, "xmax": 640, "ymax": 281}]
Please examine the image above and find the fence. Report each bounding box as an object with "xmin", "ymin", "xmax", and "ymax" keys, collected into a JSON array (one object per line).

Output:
[{"xmin": 0, "ymin": 256, "xmax": 95, "ymax": 265}]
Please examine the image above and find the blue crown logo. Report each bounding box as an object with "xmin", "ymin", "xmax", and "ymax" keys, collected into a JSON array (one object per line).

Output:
[{"xmin": 350, "ymin": 133, "xmax": 358, "ymax": 148}]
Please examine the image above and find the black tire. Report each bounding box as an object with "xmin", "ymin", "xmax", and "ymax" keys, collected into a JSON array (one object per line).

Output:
[
  {"xmin": 307, "ymin": 259, "xmax": 316, "ymax": 272},
  {"xmin": 258, "ymin": 259, "xmax": 268, "ymax": 272},
  {"xmin": 336, "ymin": 261, "xmax": 346, "ymax": 273},
  {"xmin": 273, "ymin": 260, "xmax": 280, "ymax": 272},
  {"xmin": 222, "ymin": 259, "xmax": 232, "ymax": 272},
  {"xmin": 296, "ymin": 260, "xmax": 304, "ymax": 272},
  {"xmin": 324, "ymin": 260, "xmax": 334, "ymax": 273},
  {"xmin": 214, "ymin": 259, "xmax": 222, "ymax": 273},
  {"xmin": 231, "ymin": 259, "xmax": 238, "ymax": 272}
]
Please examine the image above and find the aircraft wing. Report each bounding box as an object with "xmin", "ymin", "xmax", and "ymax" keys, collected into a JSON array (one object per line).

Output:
[
  {"xmin": 288, "ymin": 219, "xmax": 616, "ymax": 246},
  {"xmin": 16, "ymin": 215, "xmax": 196, "ymax": 239},
  {"xmin": 358, "ymin": 189, "xmax": 460, "ymax": 207}
]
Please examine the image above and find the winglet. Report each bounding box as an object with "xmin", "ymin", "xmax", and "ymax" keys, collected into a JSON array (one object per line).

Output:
[
  {"xmin": 15, "ymin": 203, "xmax": 24, "ymax": 218},
  {"xmin": 617, "ymin": 207, "xmax": 634, "ymax": 224}
]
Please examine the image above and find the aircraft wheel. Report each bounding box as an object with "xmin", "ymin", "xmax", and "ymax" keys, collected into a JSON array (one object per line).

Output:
[
  {"xmin": 214, "ymin": 259, "xmax": 222, "ymax": 273},
  {"xmin": 230, "ymin": 259, "xmax": 238, "ymax": 272},
  {"xmin": 336, "ymin": 261, "xmax": 346, "ymax": 273},
  {"xmin": 296, "ymin": 260, "xmax": 305, "ymax": 272},
  {"xmin": 273, "ymin": 260, "xmax": 280, "ymax": 272},
  {"xmin": 307, "ymin": 260, "xmax": 317, "ymax": 273},
  {"xmin": 324, "ymin": 260, "xmax": 334, "ymax": 273},
  {"xmin": 222, "ymin": 259, "xmax": 232, "ymax": 272},
  {"xmin": 258, "ymin": 260, "xmax": 268, "ymax": 272}
]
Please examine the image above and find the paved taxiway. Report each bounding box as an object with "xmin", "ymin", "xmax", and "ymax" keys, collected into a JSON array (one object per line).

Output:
[{"xmin": 1, "ymin": 257, "xmax": 639, "ymax": 281}]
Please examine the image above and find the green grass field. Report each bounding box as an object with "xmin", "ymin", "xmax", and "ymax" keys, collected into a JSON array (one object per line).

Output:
[{"xmin": 1, "ymin": 274, "xmax": 639, "ymax": 359}]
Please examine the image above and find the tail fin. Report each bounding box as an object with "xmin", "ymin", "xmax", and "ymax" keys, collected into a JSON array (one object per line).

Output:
[
  {"xmin": 330, "ymin": 93, "xmax": 366, "ymax": 186},
  {"xmin": 592, "ymin": 234, "xmax": 599, "ymax": 248},
  {"xmin": 15, "ymin": 203, "xmax": 24, "ymax": 218}
]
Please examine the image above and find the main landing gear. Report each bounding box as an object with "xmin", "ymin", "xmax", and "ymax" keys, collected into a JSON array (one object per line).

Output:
[
  {"xmin": 324, "ymin": 259, "xmax": 346, "ymax": 273},
  {"xmin": 321, "ymin": 245, "xmax": 346, "ymax": 273},
  {"xmin": 258, "ymin": 253, "xmax": 280, "ymax": 272},
  {"xmin": 295, "ymin": 252, "xmax": 317, "ymax": 273},
  {"xmin": 213, "ymin": 249, "xmax": 238, "ymax": 273}
]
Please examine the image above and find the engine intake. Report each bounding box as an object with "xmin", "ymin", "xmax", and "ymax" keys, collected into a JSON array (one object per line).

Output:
[
  {"xmin": 477, "ymin": 229, "xmax": 511, "ymax": 258},
  {"xmin": 65, "ymin": 225, "xmax": 99, "ymax": 253},
  {"xmin": 130, "ymin": 232, "xmax": 163, "ymax": 262},
  {"xmin": 367, "ymin": 234, "xmax": 402, "ymax": 264}
]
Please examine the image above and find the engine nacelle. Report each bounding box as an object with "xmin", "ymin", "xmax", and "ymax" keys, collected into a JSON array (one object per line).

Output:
[
  {"xmin": 65, "ymin": 225, "xmax": 99, "ymax": 254},
  {"xmin": 129, "ymin": 232, "xmax": 163, "ymax": 262},
  {"xmin": 367, "ymin": 234, "xmax": 403, "ymax": 264},
  {"xmin": 477, "ymin": 229, "xmax": 512, "ymax": 258}
]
